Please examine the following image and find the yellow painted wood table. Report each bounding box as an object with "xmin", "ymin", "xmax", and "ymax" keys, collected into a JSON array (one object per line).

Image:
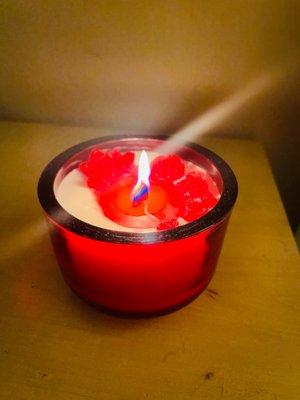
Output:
[{"xmin": 0, "ymin": 121, "xmax": 299, "ymax": 400}]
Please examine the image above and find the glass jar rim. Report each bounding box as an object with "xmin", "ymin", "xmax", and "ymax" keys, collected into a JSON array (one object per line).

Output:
[{"xmin": 38, "ymin": 134, "xmax": 238, "ymax": 244}]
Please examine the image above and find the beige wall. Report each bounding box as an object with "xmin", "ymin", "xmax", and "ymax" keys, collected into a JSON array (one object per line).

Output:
[{"xmin": 0, "ymin": 0, "xmax": 299, "ymax": 228}]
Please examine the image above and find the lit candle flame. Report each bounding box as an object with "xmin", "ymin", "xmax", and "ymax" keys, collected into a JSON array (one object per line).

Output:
[{"xmin": 131, "ymin": 150, "xmax": 150, "ymax": 204}]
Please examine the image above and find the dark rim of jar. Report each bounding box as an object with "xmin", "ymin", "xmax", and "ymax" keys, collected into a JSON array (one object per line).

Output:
[{"xmin": 38, "ymin": 134, "xmax": 238, "ymax": 244}]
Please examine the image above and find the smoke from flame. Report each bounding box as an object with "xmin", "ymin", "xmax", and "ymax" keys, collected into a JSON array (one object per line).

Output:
[{"xmin": 157, "ymin": 61, "xmax": 294, "ymax": 154}]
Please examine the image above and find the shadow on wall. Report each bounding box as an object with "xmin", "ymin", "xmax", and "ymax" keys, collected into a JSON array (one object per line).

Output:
[{"xmin": 255, "ymin": 73, "xmax": 300, "ymax": 234}]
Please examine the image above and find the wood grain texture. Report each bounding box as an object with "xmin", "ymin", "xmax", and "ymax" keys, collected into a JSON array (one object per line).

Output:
[{"xmin": 0, "ymin": 121, "xmax": 299, "ymax": 399}]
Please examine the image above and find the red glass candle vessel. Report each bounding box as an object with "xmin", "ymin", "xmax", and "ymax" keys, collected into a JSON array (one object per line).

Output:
[{"xmin": 38, "ymin": 135, "xmax": 238, "ymax": 316}]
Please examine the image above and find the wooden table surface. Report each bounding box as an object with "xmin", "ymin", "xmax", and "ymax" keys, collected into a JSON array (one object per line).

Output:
[{"xmin": 0, "ymin": 121, "xmax": 299, "ymax": 400}]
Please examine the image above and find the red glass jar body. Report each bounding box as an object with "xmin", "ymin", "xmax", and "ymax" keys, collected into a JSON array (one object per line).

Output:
[
  {"xmin": 38, "ymin": 135, "xmax": 237, "ymax": 316},
  {"xmin": 48, "ymin": 215, "xmax": 229, "ymax": 315}
]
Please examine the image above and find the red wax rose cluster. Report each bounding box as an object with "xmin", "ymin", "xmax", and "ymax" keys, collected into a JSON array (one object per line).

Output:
[
  {"xmin": 80, "ymin": 149, "xmax": 135, "ymax": 192},
  {"xmin": 150, "ymin": 155, "xmax": 218, "ymax": 227},
  {"xmin": 79, "ymin": 149, "xmax": 218, "ymax": 230}
]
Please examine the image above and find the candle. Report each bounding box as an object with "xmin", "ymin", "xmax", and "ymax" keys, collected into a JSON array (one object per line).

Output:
[{"xmin": 38, "ymin": 135, "xmax": 238, "ymax": 315}]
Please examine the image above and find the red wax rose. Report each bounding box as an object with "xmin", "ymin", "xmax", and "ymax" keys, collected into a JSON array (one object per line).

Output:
[
  {"xmin": 157, "ymin": 218, "xmax": 179, "ymax": 231},
  {"xmin": 173, "ymin": 172, "xmax": 218, "ymax": 221},
  {"xmin": 79, "ymin": 148, "xmax": 136, "ymax": 192},
  {"xmin": 150, "ymin": 154, "xmax": 185, "ymax": 184}
]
